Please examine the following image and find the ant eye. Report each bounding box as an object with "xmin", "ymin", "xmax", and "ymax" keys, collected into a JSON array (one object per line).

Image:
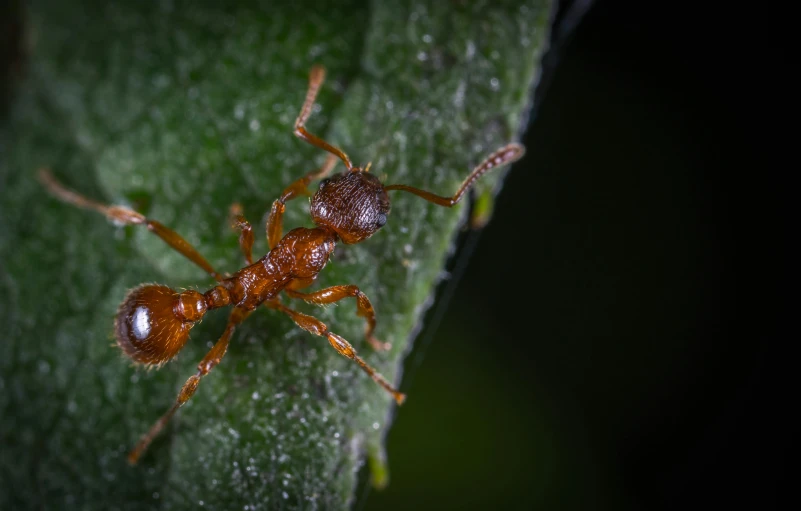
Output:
[
  {"xmin": 319, "ymin": 178, "xmax": 331, "ymax": 188},
  {"xmin": 376, "ymin": 213, "xmax": 387, "ymax": 228}
]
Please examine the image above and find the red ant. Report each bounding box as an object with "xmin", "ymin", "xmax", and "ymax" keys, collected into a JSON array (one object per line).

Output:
[{"xmin": 38, "ymin": 65, "xmax": 525, "ymax": 464}]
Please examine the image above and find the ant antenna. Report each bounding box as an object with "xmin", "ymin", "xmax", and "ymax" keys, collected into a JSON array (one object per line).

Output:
[{"xmin": 384, "ymin": 143, "xmax": 525, "ymax": 207}]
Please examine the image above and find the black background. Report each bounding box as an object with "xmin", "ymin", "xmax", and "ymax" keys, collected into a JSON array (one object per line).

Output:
[{"xmin": 363, "ymin": 1, "xmax": 787, "ymax": 509}]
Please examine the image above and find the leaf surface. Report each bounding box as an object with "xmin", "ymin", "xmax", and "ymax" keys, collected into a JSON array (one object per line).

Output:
[{"xmin": 0, "ymin": 0, "xmax": 552, "ymax": 508}]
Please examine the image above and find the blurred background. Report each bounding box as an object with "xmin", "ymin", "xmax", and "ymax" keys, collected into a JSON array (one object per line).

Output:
[
  {"xmin": 1, "ymin": 0, "xmax": 787, "ymax": 510},
  {"xmin": 361, "ymin": 2, "xmax": 786, "ymax": 510}
]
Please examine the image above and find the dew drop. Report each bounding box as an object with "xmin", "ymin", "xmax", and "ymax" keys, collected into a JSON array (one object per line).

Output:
[
  {"xmin": 38, "ymin": 360, "xmax": 50, "ymax": 374},
  {"xmin": 466, "ymin": 40, "xmax": 476, "ymax": 59}
]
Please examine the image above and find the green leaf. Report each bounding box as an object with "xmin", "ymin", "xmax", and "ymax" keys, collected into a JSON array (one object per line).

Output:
[{"xmin": 0, "ymin": 0, "xmax": 552, "ymax": 508}]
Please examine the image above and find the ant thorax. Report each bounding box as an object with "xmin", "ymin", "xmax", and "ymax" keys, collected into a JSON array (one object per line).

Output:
[{"xmin": 224, "ymin": 227, "xmax": 337, "ymax": 310}]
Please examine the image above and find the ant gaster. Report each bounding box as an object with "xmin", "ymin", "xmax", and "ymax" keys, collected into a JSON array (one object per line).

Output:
[{"xmin": 38, "ymin": 65, "xmax": 525, "ymax": 464}]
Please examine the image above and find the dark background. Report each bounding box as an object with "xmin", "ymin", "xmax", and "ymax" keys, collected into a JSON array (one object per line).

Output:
[{"xmin": 362, "ymin": 1, "xmax": 787, "ymax": 510}]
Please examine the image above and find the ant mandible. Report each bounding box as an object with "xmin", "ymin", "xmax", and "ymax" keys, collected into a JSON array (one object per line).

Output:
[{"xmin": 38, "ymin": 65, "xmax": 525, "ymax": 464}]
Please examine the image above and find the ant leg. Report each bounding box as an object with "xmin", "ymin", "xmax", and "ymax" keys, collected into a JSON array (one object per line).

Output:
[
  {"xmin": 229, "ymin": 203, "xmax": 254, "ymax": 264},
  {"xmin": 38, "ymin": 169, "xmax": 224, "ymax": 281},
  {"xmin": 384, "ymin": 143, "xmax": 526, "ymax": 207},
  {"xmin": 127, "ymin": 307, "xmax": 250, "ymax": 464},
  {"xmin": 266, "ymin": 154, "xmax": 337, "ymax": 249},
  {"xmin": 265, "ymin": 300, "xmax": 405, "ymax": 404},
  {"xmin": 286, "ymin": 278, "xmax": 315, "ymax": 291},
  {"xmin": 293, "ymin": 65, "xmax": 355, "ymax": 171},
  {"xmin": 285, "ymin": 286, "xmax": 391, "ymax": 351}
]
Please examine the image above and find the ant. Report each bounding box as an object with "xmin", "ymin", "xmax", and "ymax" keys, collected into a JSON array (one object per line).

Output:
[{"xmin": 38, "ymin": 65, "xmax": 525, "ymax": 465}]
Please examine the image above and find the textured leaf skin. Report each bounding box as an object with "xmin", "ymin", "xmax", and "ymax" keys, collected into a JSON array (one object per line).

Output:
[{"xmin": 0, "ymin": 0, "xmax": 552, "ymax": 509}]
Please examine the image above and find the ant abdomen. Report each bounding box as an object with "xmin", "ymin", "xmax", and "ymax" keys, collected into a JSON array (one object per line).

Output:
[{"xmin": 114, "ymin": 285, "xmax": 206, "ymax": 366}]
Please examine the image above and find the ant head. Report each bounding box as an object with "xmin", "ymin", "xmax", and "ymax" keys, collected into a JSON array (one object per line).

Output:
[{"xmin": 310, "ymin": 170, "xmax": 390, "ymax": 244}]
